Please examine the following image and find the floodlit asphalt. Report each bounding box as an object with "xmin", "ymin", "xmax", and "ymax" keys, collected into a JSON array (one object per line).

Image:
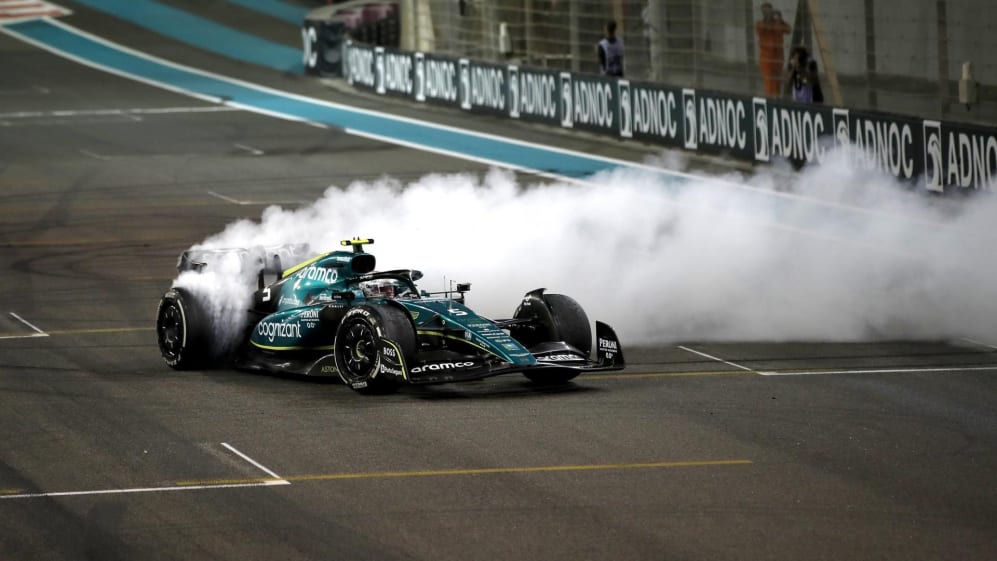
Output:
[{"xmin": 1, "ymin": 4, "xmax": 996, "ymax": 560}]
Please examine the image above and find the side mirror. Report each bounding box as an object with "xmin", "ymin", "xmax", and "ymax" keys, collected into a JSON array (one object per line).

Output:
[{"xmin": 456, "ymin": 282, "xmax": 471, "ymax": 292}]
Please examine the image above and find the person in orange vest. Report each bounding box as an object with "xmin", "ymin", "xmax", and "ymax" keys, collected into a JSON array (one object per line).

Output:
[{"xmin": 755, "ymin": 3, "xmax": 791, "ymax": 97}]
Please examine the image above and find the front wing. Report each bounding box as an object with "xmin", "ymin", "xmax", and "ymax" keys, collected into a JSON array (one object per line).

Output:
[{"xmin": 372, "ymin": 321, "xmax": 625, "ymax": 385}]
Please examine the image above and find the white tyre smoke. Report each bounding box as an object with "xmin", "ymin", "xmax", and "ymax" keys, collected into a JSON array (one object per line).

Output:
[{"xmin": 175, "ymin": 151, "xmax": 997, "ymax": 345}]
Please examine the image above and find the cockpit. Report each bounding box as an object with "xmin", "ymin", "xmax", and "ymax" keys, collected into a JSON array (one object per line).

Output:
[{"xmin": 359, "ymin": 277, "xmax": 419, "ymax": 299}]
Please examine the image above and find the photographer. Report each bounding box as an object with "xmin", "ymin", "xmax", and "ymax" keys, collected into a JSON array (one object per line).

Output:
[{"xmin": 784, "ymin": 46, "xmax": 824, "ymax": 103}]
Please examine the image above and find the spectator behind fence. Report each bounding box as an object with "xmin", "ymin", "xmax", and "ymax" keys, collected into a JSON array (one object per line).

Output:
[
  {"xmin": 597, "ymin": 20, "xmax": 625, "ymax": 77},
  {"xmin": 784, "ymin": 46, "xmax": 824, "ymax": 103},
  {"xmin": 755, "ymin": 3, "xmax": 790, "ymax": 96}
]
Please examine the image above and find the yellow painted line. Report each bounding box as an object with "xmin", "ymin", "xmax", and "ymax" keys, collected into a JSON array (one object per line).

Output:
[
  {"xmin": 176, "ymin": 477, "xmax": 279, "ymax": 486},
  {"xmin": 585, "ymin": 370, "xmax": 757, "ymax": 380},
  {"xmin": 176, "ymin": 459, "xmax": 752, "ymax": 487},
  {"xmin": 0, "ymin": 489, "xmax": 24, "ymax": 495}
]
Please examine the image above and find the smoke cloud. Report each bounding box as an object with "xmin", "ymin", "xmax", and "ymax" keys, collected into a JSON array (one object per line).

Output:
[
  {"xmin": 175, "ymin": 147, "xmax": 997, "ymax": 346},
  {"xmin": 173, "ymin": 255, "xmax": 257, "ymax": 356}
]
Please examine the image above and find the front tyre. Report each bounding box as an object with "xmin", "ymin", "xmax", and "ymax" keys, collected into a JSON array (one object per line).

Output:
[
  {"xmin": 156, "ymin": 287, "xmax": 213, "ymax": 370},
  {"xmin": 334, "ymin": 305, "xmax": 415, "ymax": 394},
  {"xmin": 514, "ymin": 292, "xmax": 592, "ymax": 385}
]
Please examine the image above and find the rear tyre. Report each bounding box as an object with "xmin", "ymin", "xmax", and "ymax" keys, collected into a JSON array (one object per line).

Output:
[
  {"xmin": 334, "ymin": 305, "xmax": 415, "ymax": 394},
  {"xmin": 513, "ymin": 292, "xmax": 592, "ymax": 385},
  {"xmin": 156, "ymin": 287, "xmax": 213, "ymax": 370}
]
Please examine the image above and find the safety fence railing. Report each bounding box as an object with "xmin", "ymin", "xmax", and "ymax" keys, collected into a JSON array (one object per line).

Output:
[
  {"xmin": 317, "ymin": 34, "xmax": 995, "ymax": 191},
  {"xmin": 415, "ymin": 0, "xmax": 995, "ymax": 126}
]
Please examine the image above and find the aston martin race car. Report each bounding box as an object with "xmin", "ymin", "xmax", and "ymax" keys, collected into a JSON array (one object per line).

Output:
[{"xmin": 156, "ymin": 239, "xmax": 624, "ymax": 393}]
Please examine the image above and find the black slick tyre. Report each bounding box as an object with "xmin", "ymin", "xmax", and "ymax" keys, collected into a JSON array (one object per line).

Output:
[
  {"xmin": 515, "ymin": 292, "xmax": 592, "ymax": 385},
  {"xmin": 542, "ymin": 294, "xmax": 592, "ymax": 355},
  {"xmin": 156, "ymin": 287, "xmax": 213, "ymax": 370},
  {"xmin": 334, "ymin": 305, "xmax": 415, "ymax": 394}
]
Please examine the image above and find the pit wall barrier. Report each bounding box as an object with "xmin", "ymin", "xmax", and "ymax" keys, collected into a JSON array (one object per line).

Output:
[{"xmin": 337, "ymin": 41, "xmax": 996, "ymax": 192}]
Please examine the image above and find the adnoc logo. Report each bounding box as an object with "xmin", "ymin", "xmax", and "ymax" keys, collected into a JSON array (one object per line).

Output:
[
  {"xmin": 560, "ymin": 72, "xmax": 573, "ymax": 128},
  {"xmin": 682, "ymin": 88, "xmax": 697, "ymax": 149},
  {"xmin": 752, "ymin": 97, "xmax": 769, "ymax": 162},
  {"xmin": 618, "ymin": 80, "xmax": 632, "ymax": 138},
  {"xmin": 832, "ymin": 108, "xmax": 850, "ymax": 148},
  {"xmin": 414, "ymin": 52, "xmax": 425, "ymax": 101},
  {"xmin": 508, "ymin": 65, "xmax": 520, "ymax": 118},
  {"xmin": 923, "ymin": 120, "xmax": 943, "ymax": 192},
  {"xmin": 375, "ymin": 46, "xmax": 385, "ymax": 94},
  {"xmin": 630, "ymin": 86, "xmax": 678, "ymax": 140},
  {"xmin": 459, "ymin": 58, "xmax": 471, "ymax": 110}
]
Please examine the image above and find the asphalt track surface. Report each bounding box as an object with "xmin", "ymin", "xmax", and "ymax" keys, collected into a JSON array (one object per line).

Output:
[{"xmin": 2, "ymin": 4, "xmax": 996, "ymax": 561}]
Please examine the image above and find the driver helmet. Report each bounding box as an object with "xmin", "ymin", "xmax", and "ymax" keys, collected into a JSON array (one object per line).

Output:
[{"xmin": 361, "ymin": 279, "xmax": 396, "ymax": 298}]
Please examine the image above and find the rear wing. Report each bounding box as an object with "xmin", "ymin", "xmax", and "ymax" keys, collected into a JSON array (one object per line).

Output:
[{"xmin": 177, "ymin": 244, "xmax": 312, "ymax": 276}]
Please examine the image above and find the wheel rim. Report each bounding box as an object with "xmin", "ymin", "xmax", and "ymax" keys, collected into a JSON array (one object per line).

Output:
[
  {"xmin": 337, "ymin": 319, "xmax": 377, "ymax": 382},
  {"xmin": 157, "ymin": 301, "xmax": 184, "ymax": 361}
]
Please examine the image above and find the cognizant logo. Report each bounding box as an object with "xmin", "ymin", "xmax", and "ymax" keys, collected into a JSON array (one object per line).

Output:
[{"xmin": 257, "ymin": 321, "xmax": 301, "ymax": 343}]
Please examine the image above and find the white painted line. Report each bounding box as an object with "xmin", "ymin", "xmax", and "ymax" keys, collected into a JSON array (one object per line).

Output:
[
  {"xmin": 0, "ymin": 0, "xmax": 70, "ymax": 25},
  {"xmin": 0, "ymin": 312, "xmax": 50, "ymax": 339},
  {"xmin": 0, "ymin": 480, "xmax": 287, "ymax": 500},
  {"xmin": 758, "ymin": 365, "xmax": 997, "ymax": 376},
  {"xmin": 0, "ymin": 106, "xmax": 236, "ymax": 119},
  {"xmin": 233, "ymin": 143, "xmax": 264, "ymax": 156},
  {"xmin": 0, "ymin": 14, "xmax": 52, "ymax": 24},
  {"xmin": 9, "ymin": 312, "xmax": 45, "ymax": 334},
  {"xmin": 206, "ymin": 190, "xmax": 246, "ymax": 205},
  {"xmin": 2, "ymin": 7, "xmax": 62, "ymax": 17},
  {"xmin": 206, "ymin": 190, "xmax": 305, "ymax": 206},
  {"xmin": 1, "ymin": 20, "xmax": 226, "ymax": 106},
  {"xmin": 0, "ymin": 332, "xmax": 48, "ymax": 340},
  {"xmin": 957, "ymin": 338, "xmax": 997, "ymax": 351},
  {"xmin": 79, "ymin": 148, "xmax": 109, "ymax": 160},
  {"xmin": 221, "ymin": 442, "xmax": 286, "ymax": 482},
  {"xmin": 135, "ymin": 105, "xmax": 235, "ymax": 115},
  {"xmin": 5, "ymin": 7, "xmax": 45, "ymax": 14},
  {"xmin": 678, "ymin": 345, "xmax": 755, "ymax": 372},
  {"xmin": 1, "ymin": 442, "xmax": 290, "ymax": 500}
]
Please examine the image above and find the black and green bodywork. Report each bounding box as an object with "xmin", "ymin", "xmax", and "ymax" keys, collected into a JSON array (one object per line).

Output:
[{"xmin": 159, "ymin": 239, "xmax": 624, "ymax": 391}]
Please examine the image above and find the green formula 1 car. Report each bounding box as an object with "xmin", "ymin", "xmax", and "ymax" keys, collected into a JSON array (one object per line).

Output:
[{"xmin": 156, "ymin": 239, "xmax": 624, "ymax": 393}]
